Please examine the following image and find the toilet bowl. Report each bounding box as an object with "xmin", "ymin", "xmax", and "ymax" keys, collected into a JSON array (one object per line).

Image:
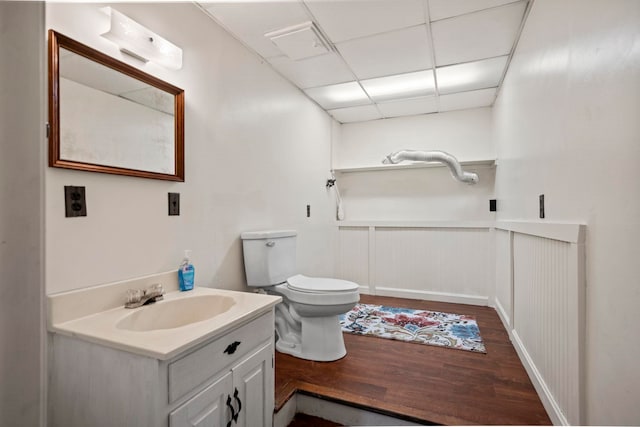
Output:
[
  {"xmin": 269, "ymin": 275, "xmax": 359, "ymax": 361},
  {"xmin": 240, "ymin": 230, "xmax": 360, "ymax": 362}
]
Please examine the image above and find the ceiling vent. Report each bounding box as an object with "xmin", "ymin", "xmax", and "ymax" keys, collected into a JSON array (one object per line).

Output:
[{"xmin": 265, "ymin": 21, "xmax": 331, "ymax": 61}]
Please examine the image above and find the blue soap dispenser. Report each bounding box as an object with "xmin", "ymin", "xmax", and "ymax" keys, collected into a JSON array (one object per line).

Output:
[{"xmin": 178, "ymin": 250, "xmax": 195, "ymax": 291}]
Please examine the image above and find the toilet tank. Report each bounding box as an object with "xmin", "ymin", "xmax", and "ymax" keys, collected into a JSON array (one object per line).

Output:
[{"xmin": 240, "ymin": 230, "xmax": 297, "ymax": 287}]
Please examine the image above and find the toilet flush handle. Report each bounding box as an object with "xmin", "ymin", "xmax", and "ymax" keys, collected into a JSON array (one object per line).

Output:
[{"xmin": 266, "ymin": 241, "xmax": 276, "ymax": 247}]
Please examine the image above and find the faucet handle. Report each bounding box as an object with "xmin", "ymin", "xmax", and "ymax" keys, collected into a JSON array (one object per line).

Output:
[
  {"xmin": 148, "ymin": 283, "xmax": 164, "ymax": 295},
  {"xmin": 126, "ymin": 288, "xmax": 143, "ymax": 304}
]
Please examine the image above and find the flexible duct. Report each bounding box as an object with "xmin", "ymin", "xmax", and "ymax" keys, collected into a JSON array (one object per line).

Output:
[{"xmin": 382, "ymin": 150, "xmax": 479, "ymax": 184}]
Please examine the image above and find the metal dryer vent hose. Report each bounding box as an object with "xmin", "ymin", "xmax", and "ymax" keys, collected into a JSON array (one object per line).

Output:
[{"xmin": 382, "ymin": 150, "xmax": 479, "ymax": 184}]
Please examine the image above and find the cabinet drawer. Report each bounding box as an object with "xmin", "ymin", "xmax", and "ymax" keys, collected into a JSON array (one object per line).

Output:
[{"xmin": 168, "ymin": 311, "xmax": 273, "ymax": 403}]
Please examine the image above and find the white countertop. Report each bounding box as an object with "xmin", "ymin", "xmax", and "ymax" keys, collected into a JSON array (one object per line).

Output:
[{"xmin": 49, "ymin": 286, "xmax": 281, "ymax": 360}]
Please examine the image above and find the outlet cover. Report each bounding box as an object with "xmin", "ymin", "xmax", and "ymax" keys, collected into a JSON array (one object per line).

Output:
[
  {"xmin": 64, "ymin": 186, "xmax": 87, "ymax": 217},
  {"xmin": 168, "ymin": 193, "xmax": 180, "ymax": 216}
]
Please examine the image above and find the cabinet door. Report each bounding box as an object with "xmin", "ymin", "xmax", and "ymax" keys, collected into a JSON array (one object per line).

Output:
[
  {"xmin": 170, "ymin": 371, "xmax": 233, "ymax": 427},
  {"xmin": 231, "ymin": 342, "xmax": 274, "ymax": 427}
]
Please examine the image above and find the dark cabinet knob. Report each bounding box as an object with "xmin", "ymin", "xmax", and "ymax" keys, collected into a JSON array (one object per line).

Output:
[{"xmin": 223, "ymin": 341, "xmax": 241, "ymax": 355}]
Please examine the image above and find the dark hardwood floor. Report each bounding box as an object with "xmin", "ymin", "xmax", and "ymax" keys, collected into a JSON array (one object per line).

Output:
[
  {"xmin": 275, "ymin": 294, "xmax": 551, "ymax": 425},
  {"xmin": 287, "ymin": 413, "xmax": 343, "ymax": 427}
]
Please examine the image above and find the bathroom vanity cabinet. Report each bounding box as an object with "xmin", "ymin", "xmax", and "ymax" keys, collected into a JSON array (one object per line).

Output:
[{"xmin": 49, "ymin": 311, "xmax": 275, "ymax": 427}]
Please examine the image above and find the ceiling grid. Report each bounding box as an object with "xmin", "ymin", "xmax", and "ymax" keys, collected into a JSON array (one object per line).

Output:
[
  {"xmin": 298, "ymin": 0, "xmax": 384, "ymax": 119},
  {"xmin": 200, "ymin": 0, "xmax": 530, "ymax": 123}
]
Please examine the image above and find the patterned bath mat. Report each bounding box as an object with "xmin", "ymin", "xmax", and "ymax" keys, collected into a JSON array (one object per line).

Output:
[{"xmin": 339, "ymin": 303, "xmax": 486, "ymax": 353}]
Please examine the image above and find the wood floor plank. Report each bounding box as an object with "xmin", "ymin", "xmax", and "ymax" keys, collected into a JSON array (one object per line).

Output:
[
  {"xmin": 275, "ymin": 295, "xmax": 551, "ymax": 425},
  {"xmin": 287, "ymin": 413, "xmax": 343, "ymax": 427}
]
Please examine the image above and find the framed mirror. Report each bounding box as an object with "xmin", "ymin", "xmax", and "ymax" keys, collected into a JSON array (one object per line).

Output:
[{"xmin": 48, "ymin": 30, "xmax": 185, "ymax": 181}]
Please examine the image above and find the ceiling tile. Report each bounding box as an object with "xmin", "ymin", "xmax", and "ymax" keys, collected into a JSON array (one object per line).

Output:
[
  {"xmin": 336, "ymin": 25, "xmax": 433, "ymax": 80},
  {"xmin": 378, "ymin": 96, "xmax": 438, "ymax": 118},
  {"xmin": 329, "ymin": 105, "xmax": 382, "ymax": 123},
  {"xmin": 431, "ymin": 1, "xmax": 527, "ymax": 66},
  {"xmin": 428, "ymin": 0, "xmax": 523, "ymax": 22},
  {"xmin": 304, "ymin": 81, "xmax": 371, "ymax": 110},
  {"xmin": 436, "ymin": 55, "xmax": 508, "ymax": 94},
  {"xmin": 203, "ymin": 1, "xmax": 312, "ymax": 59},
  {"xmin": 268, "ymin": 53, "xmax": 354, "ymax": 89},
  {"xmin": 361, "ymin": 70, "xmax": 435, "ymax": 102},
  {"xmin": 304, "ymin": 0, "xmax": 426, "ymax": 43},
  {"xmin": 439, "ymin": 87, "xmax": 497, "ymax": 112}
]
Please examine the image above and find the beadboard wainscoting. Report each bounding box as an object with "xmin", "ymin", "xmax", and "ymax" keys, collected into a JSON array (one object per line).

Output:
[
  {"xmin": 495, "ymin": 222, "xmax": 586, "ymax": 426},
  {"xmin": 335, "ymin": 221, "xmax": 495, "ymax": 306},
  {"xmin": 335, "ymin": 220, "xmax": 586, "ymax": 426}
]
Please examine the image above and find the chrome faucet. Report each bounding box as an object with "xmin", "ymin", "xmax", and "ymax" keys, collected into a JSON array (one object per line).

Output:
[{"xmin": 125, "ymin": 284, "xmax": 164, "ymax": 309}]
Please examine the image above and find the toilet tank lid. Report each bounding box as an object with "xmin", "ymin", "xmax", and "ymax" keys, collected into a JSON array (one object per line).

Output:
[{"xmin": 241, "ymin": 230, "xmax": 297, "ymax": 240}]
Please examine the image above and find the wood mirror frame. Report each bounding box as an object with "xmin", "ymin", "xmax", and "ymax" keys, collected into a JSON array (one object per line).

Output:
[{"xmin": 48, "ymin": 30, "xmax": 185, "ymax": 181}]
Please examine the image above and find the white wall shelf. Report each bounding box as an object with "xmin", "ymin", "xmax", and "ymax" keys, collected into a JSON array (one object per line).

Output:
[{"xmin": 332, "ymin": 158, "xmax": 495, "ymax": 173}]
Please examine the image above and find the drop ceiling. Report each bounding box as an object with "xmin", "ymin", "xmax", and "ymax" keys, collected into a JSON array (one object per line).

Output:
[{"xmin": 199, "ymin": 0, "xmax": 530, "ymax": 123}]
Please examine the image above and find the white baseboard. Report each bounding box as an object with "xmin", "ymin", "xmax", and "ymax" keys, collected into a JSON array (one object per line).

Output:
[
  {"xmin": 373, "ymin": 286, "xmax": 489, "ymax": 306},
  {"xmin": 511, "ymin": 330, "xmax": 566, "ymax": 426},
  {"xmin": 358, "ymin": 285, "xmax": 372, "ymax": 295}
]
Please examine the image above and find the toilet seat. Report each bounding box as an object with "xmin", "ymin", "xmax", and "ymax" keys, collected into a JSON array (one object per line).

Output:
[
  {"xmin": 271, "ymin": 275, "xmax": 359, "ymax": 307},
  {"xmin": 287, "ymin": 274, "xmax": 359, "ymax": 293}
]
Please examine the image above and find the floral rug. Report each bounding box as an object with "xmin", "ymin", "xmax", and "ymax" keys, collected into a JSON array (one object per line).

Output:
[{"xmin": 339, "ymin": 303, "xmax": 486, "ymax": 353}]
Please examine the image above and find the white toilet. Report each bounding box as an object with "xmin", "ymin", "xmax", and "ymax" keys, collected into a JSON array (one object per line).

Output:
[{"xmin": 240, "ymin": 230, "xmax": 359, "ymax": 361}]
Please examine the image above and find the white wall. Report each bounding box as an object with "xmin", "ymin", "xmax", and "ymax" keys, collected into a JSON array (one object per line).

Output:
[
  {"xmin": 332, "ymin": 110, "xmax": 495, "ymax": 304},
  {"xmin": 335, "ymin": 108, "xmax": 495, "ymax": 169},
  {"xmin": 46, "ymin": 3, "xmax": 337, "ymax": 294},
  {"xmin": 334, "ymin": 108, "xmax": 495, "ymax": 221},
  {"xmin": 493, "ymin": 0, "xmax": 640, "ymax": 424},
  {"xmin": 0, "ymin": 3, "xmax": 45, "ymax": 426}
]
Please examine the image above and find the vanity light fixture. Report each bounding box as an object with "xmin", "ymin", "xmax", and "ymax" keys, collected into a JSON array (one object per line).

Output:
[{"xmin": 100, "ymin": 7, "xmax": 183, "ymax": 70}]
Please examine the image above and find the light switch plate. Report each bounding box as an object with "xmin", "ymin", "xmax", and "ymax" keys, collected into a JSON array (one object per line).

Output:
[{"xmin": 169, "ymin": 193, "xmax": 180, "ymax": 216}]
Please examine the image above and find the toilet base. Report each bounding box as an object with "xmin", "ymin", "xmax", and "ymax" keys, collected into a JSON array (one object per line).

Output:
[{"xmin": 276, "ymin": 314, "xmax": 347, "ymax": 362}]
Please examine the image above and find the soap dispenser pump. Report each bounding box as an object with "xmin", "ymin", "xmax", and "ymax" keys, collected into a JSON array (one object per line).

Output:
[{"xmin": 178, "ymin": 250, "xmax": 195, "ymax": 291}]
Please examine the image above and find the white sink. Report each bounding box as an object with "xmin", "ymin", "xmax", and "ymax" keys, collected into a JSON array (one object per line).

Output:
[
  {"xmin": 116, "ymin": 295, "xmax": 235, "ymax": 331},
  {"xmin": 49, "ymin": 282, "xmax": 281, "ymax": 360}
]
